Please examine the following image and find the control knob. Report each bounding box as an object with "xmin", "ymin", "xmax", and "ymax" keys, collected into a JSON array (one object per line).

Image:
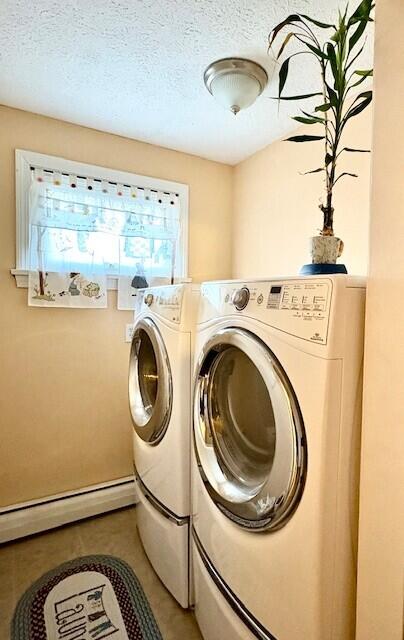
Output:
[
  {"xmin": 231, "ymin": 287, "xmax": 250, "ymax": 311},
  {"xmin": 144, "ymin": 293, "xmax": 154, "ymax": 307}
]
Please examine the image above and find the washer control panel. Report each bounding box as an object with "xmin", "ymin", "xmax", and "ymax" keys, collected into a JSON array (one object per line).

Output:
[
  {"xmin": 140, "ymin": 285, "xmax": 184, "ymax": 323},
  {"xmin": 202, "ymin": 279, "xmax": 333, "ymax": 344}
]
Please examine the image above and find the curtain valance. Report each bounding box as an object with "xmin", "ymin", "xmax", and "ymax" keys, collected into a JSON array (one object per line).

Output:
[{"xmin": 28, "ymin": 167, "xmax": 181, "ymax": 279}]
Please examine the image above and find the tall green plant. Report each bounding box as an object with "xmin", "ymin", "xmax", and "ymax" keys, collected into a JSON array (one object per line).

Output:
[{"xmin": 269, "ymin": 0, "xmax": 374, "ymax": 236}]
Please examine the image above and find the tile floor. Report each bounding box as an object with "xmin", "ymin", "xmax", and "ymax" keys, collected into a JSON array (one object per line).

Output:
[{"xmin": 0, "ymin": 506, "xmax": 202, "ymax": 639}]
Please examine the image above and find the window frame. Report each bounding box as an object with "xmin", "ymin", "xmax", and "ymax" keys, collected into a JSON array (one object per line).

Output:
[{"xmin": 12, "ymin": 149, "xmax": 189, "ymax": 289}]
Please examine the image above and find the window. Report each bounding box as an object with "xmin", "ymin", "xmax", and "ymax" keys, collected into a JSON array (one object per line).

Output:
[{"xmin": 13, "ymin": 150, "xmax": 189, "ymax": 289}]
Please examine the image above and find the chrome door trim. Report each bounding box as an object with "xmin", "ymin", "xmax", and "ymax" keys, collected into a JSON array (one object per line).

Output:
[
  {"xmin": 193, "ymin": 327, "xmax": 307, "ymax": 532},
  {"xmin": 192, "ymin": 527, "xmax": 277, "ymax": 640},
  {"xmin": 129, "ymin": 316, "xmax": 173, "ymax": 445},
  {"xmin": 135, "ymin": 470, "xmax": 189, "ymax": 527}
]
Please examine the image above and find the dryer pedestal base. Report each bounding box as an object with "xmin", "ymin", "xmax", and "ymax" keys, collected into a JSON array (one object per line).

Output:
[
  {"xmin": 192, "ymin": 541, "xmax": 258, "ymax": 640},
  {"xmin": 136, "ymin": 478, "xmax": 190, "ymax": 608}
]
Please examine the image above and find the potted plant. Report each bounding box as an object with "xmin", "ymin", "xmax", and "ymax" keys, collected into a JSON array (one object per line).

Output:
[{"xmin": 268, "ymin": 0, "xmax": 374, "ymax": 273}]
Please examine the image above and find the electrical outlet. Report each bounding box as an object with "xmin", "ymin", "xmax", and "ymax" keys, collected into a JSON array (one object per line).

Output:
[{"xmin": 125, "ymin": 324, "xmax": 135, "ymax": 343}]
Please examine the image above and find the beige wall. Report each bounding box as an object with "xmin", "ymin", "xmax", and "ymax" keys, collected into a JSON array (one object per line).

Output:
[
  {"xmin": 232, "ymin": 109, "xmax": 372, "ymax": 278},
  {"xmin": 356, "ymin": 1, "xmax": 404, "ymax": 637},
  {"xmin": 0, "ymin": 105, "xmax": 233, "ymax": 507}
]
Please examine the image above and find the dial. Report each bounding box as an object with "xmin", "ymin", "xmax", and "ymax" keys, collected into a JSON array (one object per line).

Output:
[
  {"xmin": 144, "ymin": 293, "xmax": 154, "ymax": 307},
  {"xmin": 231, "ymin": 287, "xmax": 250, "ymax": 311}
]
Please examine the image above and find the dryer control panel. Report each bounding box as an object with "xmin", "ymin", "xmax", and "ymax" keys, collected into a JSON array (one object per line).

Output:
[{"xmin": 201, "ymin": 279, "xmax": 333, "ymax": 344}]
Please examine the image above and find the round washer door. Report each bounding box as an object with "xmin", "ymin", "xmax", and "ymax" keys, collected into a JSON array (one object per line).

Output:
[
  {"xmin": 194, "ymin": 327, "xmax": 306, "ymax": 531},
  {"xmin": 129, "ymin": 317, "xmax": 172, "ymax": 445}
]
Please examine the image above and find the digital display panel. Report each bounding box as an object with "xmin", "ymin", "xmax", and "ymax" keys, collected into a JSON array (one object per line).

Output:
[{"xmin": 270, "ymin": 286, "xmax": 282, "ymax": 294}]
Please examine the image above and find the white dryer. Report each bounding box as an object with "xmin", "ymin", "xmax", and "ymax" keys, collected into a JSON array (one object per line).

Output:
[
  {"xmin": 191, "ymin": 276, "xmax": 366, "ymax": 640},
  {"xmin": 129, "ymin": 283, "xmax": 200, "ymax": 608}
]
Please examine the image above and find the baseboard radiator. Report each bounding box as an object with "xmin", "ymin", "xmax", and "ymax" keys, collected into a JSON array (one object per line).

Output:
[{"xmin": 0, "ymin": 476, "xmax": 138, "ymax": 543}]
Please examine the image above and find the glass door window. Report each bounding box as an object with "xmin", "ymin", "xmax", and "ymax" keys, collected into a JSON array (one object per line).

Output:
[
  {"xmin": 209, "ymin": 347, "xmax": 276, "ymax": 497},
  {"xmin": 194, "ymin": 328, "xmax": 306, "ymax": 531},
  {"xmin": 129, "ymin": 318, "xmax": 172, "ymax": 444},
  {"xmin": 134, "ymin": 328, "xmax": 158, "ymax": 426}
]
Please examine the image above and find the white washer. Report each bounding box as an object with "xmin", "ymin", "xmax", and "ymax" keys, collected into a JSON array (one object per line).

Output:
[
  {"xmin": 129, "ymin": 283, "xmax": 200, "ymax": 608},
  {"xmin": 191, "ymin": 276, "xmax": 366, "ymax": 640}
]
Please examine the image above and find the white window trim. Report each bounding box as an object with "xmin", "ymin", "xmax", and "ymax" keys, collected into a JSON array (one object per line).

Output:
[{"xmin": 12, "ymin": 149, "xmax": 189, "ymax": 289}]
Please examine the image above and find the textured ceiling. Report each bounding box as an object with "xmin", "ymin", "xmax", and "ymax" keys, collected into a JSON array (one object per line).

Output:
[{"xmin": 0, "ymin": 0, "xmax": 373, "ymax": 164}]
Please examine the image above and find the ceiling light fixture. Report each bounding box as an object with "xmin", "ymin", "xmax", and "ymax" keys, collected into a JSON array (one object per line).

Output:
[{"xmin": 204, "ymin": 57, "xmax": 268, "ymax": 115}]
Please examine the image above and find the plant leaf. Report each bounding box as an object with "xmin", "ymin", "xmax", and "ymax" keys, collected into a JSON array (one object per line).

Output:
[
  {"xmin": 285, "ymin": 135, "xmax": 325, "ymax": 142},
  {"xmin": 303, "ymin": 167, "xmax": 325, "ymax": 174},
  {"xmin": 303, "ymin": 41, "xmax": 329, "ymax": 60},
  {"xmin": 300, "ymin": 15, "xmax": 334, "ymax": 28},
  {"xmin": 274, "ymin": 49, "xmax": 324, "ymax": 102},
  {"xmin": 348, "ymin": 18, "xmax": 367, "ymax": 51},
  {"xmin": 346, "ymin": 40, "xmax": 367, "ymax": 70},
  {"xmin": 315, "ymin": 103, "xmax": 332, "ymax": 112},
  {"xmin": 270, "ymin": 92, "xmax": 323, "ymax": 101},
  {"xmin": 350, "ymin": 69, "xmax": 373, "ymax": 89},
  {"xmin": 348, "ymin": 0, "xmax": 374, "ymax": 26},
  {"xmin": 326, "ymin": 83, "xmax": 338, "ymax": 108},
  {"xmin": 325, "ymin": 153, "xmax": 333, "ymax": 165},
  {"xmin": 345, "ymin": 90, "xmax": 373, "ymax": 120},
  {"xmin": 302, "ymin": 110, "xmax": 326, "ymax": 123},
  {"xmin": 341, "ymin": 147, "xmax": 371, "ymax": 153},
  {"xmin": 352, "ymin": 88, "xmax": 373, "ymax": 102},
  {"xmin": 355, "ymin": 69, "xmax": 373, "ymax": 76},
  {"xmin": 278, "ymin": 57, "xmax": 291, "ymax": 97},
  {"xmin": 292, "ymin": 116, "xmax": 322, "ymax": 125},
  {"xmin": 268, "ymin": 14, "xmax": 302, "ymax": 48},
  {"xmin": 276, "ymin": 32, "xmax": 295, "ymax": 59},
  {"xmin": 347, "ymin": 96, "xmax": 372, "ymax": 118},
  {"xmin": 342, "ymin": 3, "xmax": 350, "ymax": 22},
  {"xmin": 327, "ymin": 43, "xmax": 339, "ymax": 88},
  {"xmin": 334, "ymin": 172, "xmax": 359, "ymax": 184}
]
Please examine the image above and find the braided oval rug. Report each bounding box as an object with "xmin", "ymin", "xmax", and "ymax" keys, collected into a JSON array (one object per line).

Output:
[{"xmin": 11, "ymin": 555, "xmax": 163, "ymax": 640}]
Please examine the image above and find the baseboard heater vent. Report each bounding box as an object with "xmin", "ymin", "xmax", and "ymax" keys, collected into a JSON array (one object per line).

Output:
[{"xmin": 0, "ymin": 476, "xmax": 137, "ymax": 543}]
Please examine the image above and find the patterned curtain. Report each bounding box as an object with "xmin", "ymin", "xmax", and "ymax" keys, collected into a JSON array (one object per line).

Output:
[{"xmin": 29, "ymin": 168, "xmax": 181, "ymax": 284}]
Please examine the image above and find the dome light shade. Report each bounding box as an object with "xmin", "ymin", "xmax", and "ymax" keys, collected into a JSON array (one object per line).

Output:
[{"xmin": 204, "ymin": 58, "xmax": 268, "ymax": 115}]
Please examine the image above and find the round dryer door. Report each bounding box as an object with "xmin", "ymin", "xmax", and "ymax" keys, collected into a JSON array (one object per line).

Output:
[
  {"xmin": 194, "ymin": 327, "xmax": 306, "ymax": 531},
  {"xmin": 129, "ymin": 317, "xmax": 172, "ymax": 445}
]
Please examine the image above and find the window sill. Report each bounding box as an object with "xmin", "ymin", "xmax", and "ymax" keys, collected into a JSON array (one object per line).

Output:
[
  {"xmin": 11, "ymin": 270, "xmax": 192, "ymax": 290},
  {"xmin": 11, "ymin": 270, "xmax": 119, "ymax": 290}
]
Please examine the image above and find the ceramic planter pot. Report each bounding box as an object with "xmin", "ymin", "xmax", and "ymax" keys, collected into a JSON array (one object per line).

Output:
[
  {"xmin": 300, "ymin": 235, "xmax": 347, "ymax": 275},
  {"xmin": 310, "ymin": 235, "xmax": 344, "ymax": 264}
]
